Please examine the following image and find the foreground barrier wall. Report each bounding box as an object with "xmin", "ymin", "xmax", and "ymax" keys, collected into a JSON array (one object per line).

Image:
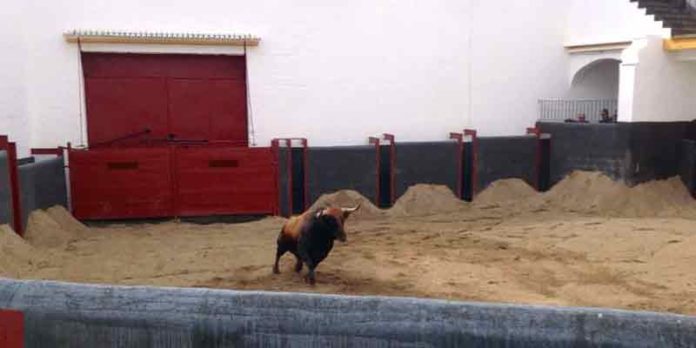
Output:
[
  {"xmin": 393, "ymin": 142, "xmax": 459, "ymax": 199},
  {"xmin": 476, "ymin": 136, "xmax": 537, "ymax": 192},
  {"xmin": 18, "ymin": 157, "xmax": 68, "ymax": 227},
  {"xmin": 0, "ymin": 279, "xmax": 695, "ymax": 347},
  {"xmin": 0, "ymin": 151, "xmax": 11, "ymax": 226},
  {"xmin": 307, "ymin": 146, "xmax": 377, "ymax": 205}
]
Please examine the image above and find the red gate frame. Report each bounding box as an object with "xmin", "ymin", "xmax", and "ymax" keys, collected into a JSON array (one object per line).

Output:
[{"xmin": 0, "ymin": 136, "xmax": 22, "ymax": 235}]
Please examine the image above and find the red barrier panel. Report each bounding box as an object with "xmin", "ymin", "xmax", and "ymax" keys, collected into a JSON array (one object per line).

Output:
[
  {"xmin": 0, "ymin": 310, "xmax": 23, "ymax": 348},
  {"xmin": 175, "ymin": 147, "xmax": 277, "ymax": 216},
  {"xmin": 69, "ymin": 147, "xmax": 173, "ymax": 220},
  {"xmin": 70, "ymin": 146, "xmax": 278, "ymax": 219}
]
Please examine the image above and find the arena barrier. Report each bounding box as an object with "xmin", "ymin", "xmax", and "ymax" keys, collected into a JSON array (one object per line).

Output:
[
  {"xmin": 0, "ymin": 278, "xmax": 695, "ymax": 347},
  {"xmin": 537, "ymin": 121, "xmax": 690, "ymax": 186}
]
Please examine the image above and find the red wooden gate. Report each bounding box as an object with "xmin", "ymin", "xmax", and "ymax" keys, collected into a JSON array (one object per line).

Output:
[
  {"xmin": 174, "ymin": 146, "xmax": 278, "ymax": 216},
  {"xmin": 82, "ymin": 53, "xmax": 248, "ymax": 147},
  {"xmin": 70, "ymin": 146, "xmax": 277, "ymax": 220}
]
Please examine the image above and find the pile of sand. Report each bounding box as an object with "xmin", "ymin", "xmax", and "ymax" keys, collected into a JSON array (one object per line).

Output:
[
  {"xmin": 309, "ymin": 190, "xmax": 385, "ymax": 219},
  {"xmin": 474, "ymin": 178, "xmax": 540, "ymax": 207},
  {"xmin": 389, "ymin": 184, "xmax": 466, "ymax": 217},
  {"xmin": 0, "ymin": 225, "xmax": 39, "ymax": 277},
  {"xmin": 46, "ymin": 206, "xmax": 91, "ymax": 238},
  {"xmin": 24, "ymin": 206, "xmax": 90, "ymax": 249},
  {"xmin": 543, "ymin": 171, "xmax": 696, "ymax": 217}
]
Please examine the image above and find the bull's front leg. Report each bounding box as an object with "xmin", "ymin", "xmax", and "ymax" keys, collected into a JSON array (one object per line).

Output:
[{"xmin": 298, "ymin": 248, "xmax": 317, "ymax": 285}]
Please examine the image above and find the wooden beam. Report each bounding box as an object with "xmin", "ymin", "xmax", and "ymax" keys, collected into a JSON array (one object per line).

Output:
[
  {"xmin": 664, "ymin": 37, "xmax": 696, "ymax": 51},
  {"xmin": 565, "ymin": 41, "xmax": 632, "ymax": 54}
]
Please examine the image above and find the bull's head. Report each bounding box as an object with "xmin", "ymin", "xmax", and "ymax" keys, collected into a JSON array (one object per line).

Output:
[{"xmin": 315, "ymin": 204, "xmax": 361, "ymax": 242}]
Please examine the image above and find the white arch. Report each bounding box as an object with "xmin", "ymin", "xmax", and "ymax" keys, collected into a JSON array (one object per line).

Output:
[
  {"xmin": 566, "ymin": 58, "xmax": 620, "ymax": 100},
  {"xmin": 568, "ymin": 51, "xmax": 623, "ymax": 85}
]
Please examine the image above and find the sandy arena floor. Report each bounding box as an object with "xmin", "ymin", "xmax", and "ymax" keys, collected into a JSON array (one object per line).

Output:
[{"xmin": 2, "ymin": 171, "xmax": 696, "ymax": 315}]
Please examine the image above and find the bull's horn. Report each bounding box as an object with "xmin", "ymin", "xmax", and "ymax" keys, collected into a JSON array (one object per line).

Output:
[{"xmin": 342, "ymin": 204, "xmax": 361, "ymax": 213}]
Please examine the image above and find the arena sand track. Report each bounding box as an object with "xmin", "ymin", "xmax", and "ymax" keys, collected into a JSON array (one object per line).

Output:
[{"xmin": 2, "ymin": 171, "xmax": 696, "ymax": 315}]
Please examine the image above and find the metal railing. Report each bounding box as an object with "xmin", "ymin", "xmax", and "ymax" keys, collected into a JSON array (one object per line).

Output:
[{"xmin": 538, "ymin": 99, "xmax": 618, "ymax": 123}]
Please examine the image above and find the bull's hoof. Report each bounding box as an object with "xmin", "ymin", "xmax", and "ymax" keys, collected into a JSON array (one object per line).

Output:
[
  {"xmin": 272, "ymin": 266, "xmax": 280, "ymax": 274},
  {"xmin": 304, "ymin": 275, "xmax": 316, "ymax": 286}
]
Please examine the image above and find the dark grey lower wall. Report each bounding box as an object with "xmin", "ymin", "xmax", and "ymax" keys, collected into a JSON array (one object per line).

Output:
[
  {"xmin": 537, "ymin": 122, "xmax": 631, "ymax": 185},
  {"xmin": 477, "ymin": 136, "xmax": 536, "ymax": 192},
  {"xmin": 277, "ymin": 147, "xmax": 290, "ymax": 217},
  {"xmin": 537, "ymin": 121, "xmax": 690, "ymax": 186},
  {"xmin": 1, "ymin": 279, "xmax": 695, "ymax": 348},
  {"xmin": 307, "ymin": 146, "xmax": 377, "ymax": 205},
  {"xmin": 394, "ymin": 142, "xmax": 459, "ymax": 199},
  {"xmin": 679, "ymin": 140, "xmax": 696, "ymax": 197},
  {"xmin": 630, "ymin": 122, "xmax": 690, "ymax": 185},
  {"xmin": 0, "ymin": 151, "xmax": 11, "ymax": 226},
  {"xmin": 18, "ymin": 157, "xmax": 68, "ymax": 227}
]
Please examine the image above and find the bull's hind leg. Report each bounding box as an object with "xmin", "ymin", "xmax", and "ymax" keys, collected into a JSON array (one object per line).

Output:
[
  {"xmin": 293, "ymin": 255, "xmax": 303, "ymax": 273},
  {"xmin": 273, "ymin": 244, "xmax": 287, "ymax": 274}
]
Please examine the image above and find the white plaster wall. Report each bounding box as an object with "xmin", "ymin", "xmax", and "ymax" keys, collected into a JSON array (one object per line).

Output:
[
  {"xmin": 7, "ymin": 0, "xmax": 571, "ymax": 148},
  {"xmin": 566, "ymin": 59, "xmax": 620, "ymax": 99},
  {"xmin": 0, "ymin": 1, "xmax": 30, "ymax": 156},
  {"xmin": 631, "ymin": 37, "xmax": 696, "ymax": 122},
  {"xmin": 565, "ymin": 0, "xmax": 669, "ymax": 45},
  {"xmin": 469, "ymin": 1, "xmax": 570, "ymax": 136}
]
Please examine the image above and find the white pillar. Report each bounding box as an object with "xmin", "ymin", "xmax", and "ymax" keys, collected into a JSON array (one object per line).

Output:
[{"xmin": 617, "ymin": 39, "xmax": 647, "ymax": 122}]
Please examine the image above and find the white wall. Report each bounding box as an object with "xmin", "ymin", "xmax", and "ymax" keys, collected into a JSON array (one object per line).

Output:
[
  {"xmin": 469, "ymin": 1, "xmax": 570, "ymax": 136},
  {"xmin": 0, "ymin": 1, "xmax": 30, "ymax": 156},
  {"xmin": 631, "ymin": 37, "xmax": 696, "ymax": 122},
  {"xmin": 565, "ymin": 0, "xmax": 668, "ymax": 45},
  {"xmin": 5, "ymin": 0, "xmax": 572, "ymax": 149},
  {"xmin": 566, "ymin": 59, "xmax": 620, "ymax": 99}
]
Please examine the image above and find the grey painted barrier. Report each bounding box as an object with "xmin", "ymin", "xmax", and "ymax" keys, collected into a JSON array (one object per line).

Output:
[
  {"xmin": 1, "ymin": 279, "xmax": 695, "ymax": 347},
  {"xmin": 477, "ymin": 136, "xmax": 536, "ymax": 193},
  {"xmin": 629, "ymin": 122, "xmax": 690, "ymax": 185},
  {"xmin": 0, "ymin": 151, "xmax": 11, "ymax": 226},
  {"xmin": 394, "ymin": 142, "xmax": 459, "ymax": 200},
  {"xmin": 277, "ymin": 147, "xmax": 290, "ymax": 216},
  {"xmin": 307, "ymin": 146, "xmax": 377, "ymax": 206},
  {"xmin": 18, "ymin": 157, "xmax": 68, "ymax": 227},
  {"xmin": 538, "ymin": 122, "xmax": 631, "ymax": 185},
  {"xmin": 538, "ymin": 121, "xmax": 691, "ymax": 186}
]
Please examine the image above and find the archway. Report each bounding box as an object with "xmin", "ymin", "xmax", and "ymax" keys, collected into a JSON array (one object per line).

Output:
[{"xmin": 567, "ymin": 58, "xmax": 620, "ymax": 99}]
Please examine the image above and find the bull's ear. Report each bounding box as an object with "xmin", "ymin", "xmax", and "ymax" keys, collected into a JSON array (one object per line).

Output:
[{"xmin": 341, "ymin": 204, "xmax": 361, "ymax": 218}]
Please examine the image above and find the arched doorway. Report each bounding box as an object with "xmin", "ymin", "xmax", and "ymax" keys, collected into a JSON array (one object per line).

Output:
[{"xmin": 567, "ymin": 58, "xmax": 620, "ymax": 100}]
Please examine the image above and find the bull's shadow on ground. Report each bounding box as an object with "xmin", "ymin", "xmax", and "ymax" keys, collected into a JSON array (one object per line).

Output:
[
  {"xmin": 84, "ymin": 215, "xmax": 268, "ymax": 227},
  {"xmin": 192, "ymin": 266, "xmax": 417, "ymax": 298}
]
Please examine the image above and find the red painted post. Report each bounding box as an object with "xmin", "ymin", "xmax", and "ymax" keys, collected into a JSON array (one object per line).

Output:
[
  {"xmin": 285, "ymin": 139, "xmax": 293, "ymax": 215},
  {"xmin": 301, "ymin": 138, "xmax": 309, "ymax": 211},
  {"xmin": 30, "ymin": 148, "xmax": 64, "ymax": 157},
  {"xmin": 383, "ymin": 134, "xmax": 396, "ymax": 205},
  {"xmin": 369, "ymin": 136, "xmax": 381, "ymax": 206},
  {"xmin": 0, "ymin": 310, "xmax": 24, "ymax": 348},
  {"xmin": 7, "ymin": 142, "xmax": 22, "ymax": 235},
  {"xmin": 273, "ymin": 138, "xmax": 308, "ymax": 215},
  {"xmin": 527, "ymin": 127, "xmax": 542, "ymax": 191},
  {"xmin": 464, "ymin": 129, "xmax": 478, "ymax": 197},
  {"xmin": 271, "ymin": 139, "xmax": 281, "ymax": 216},
  {"xmin": 449, "ymin": 132, "xmax": 464, "ymax": 199}
]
